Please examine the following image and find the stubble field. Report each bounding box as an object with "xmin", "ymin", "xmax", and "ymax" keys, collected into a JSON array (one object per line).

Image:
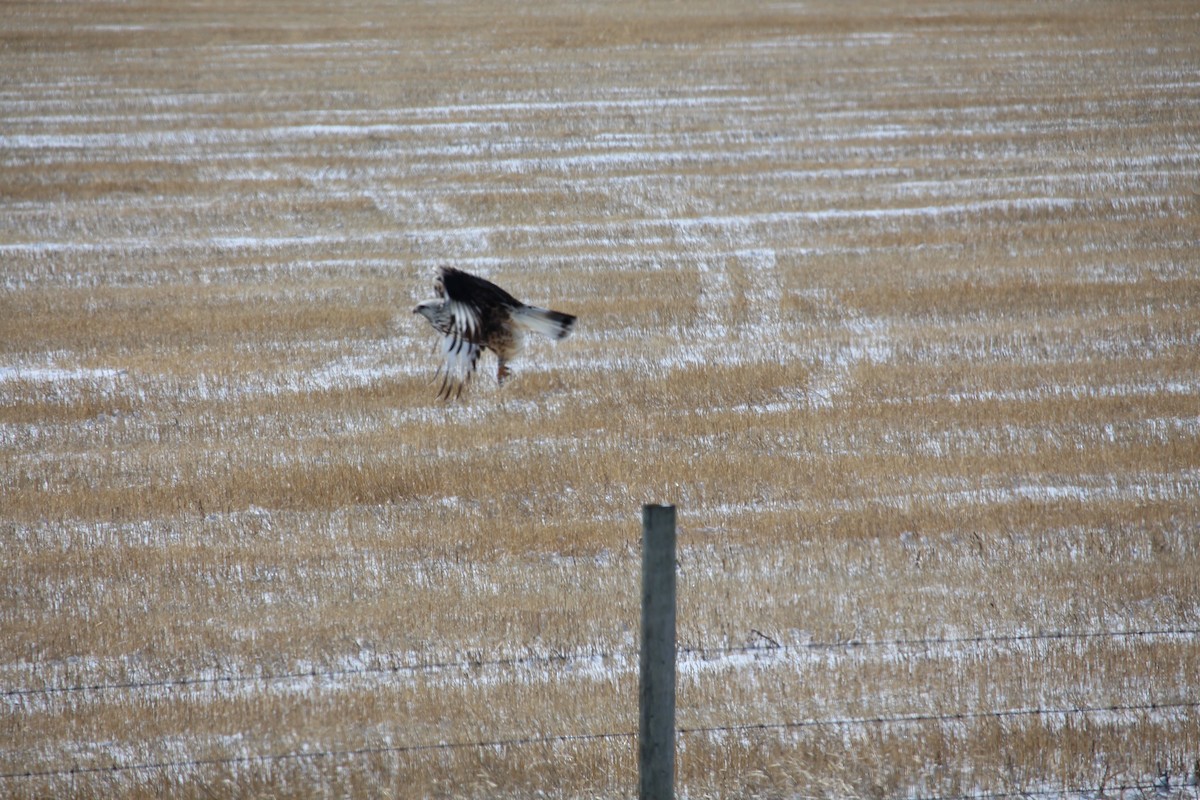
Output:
[{"xmin": 3, "ymin": 0, "xmax": 1199, "ymax": 797}]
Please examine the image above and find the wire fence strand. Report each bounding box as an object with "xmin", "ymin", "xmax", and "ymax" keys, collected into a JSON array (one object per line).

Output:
[
  {"xmin": 4, "ymin": 697, "xmax": 1197, "ymax": 783},
  {"xmin": 6, "ymin": 625, "xmax": 1197, "ymax": 701},
  {"xmin": 2, "ymin": 650, "xmax": 593, "ymax": 699},
  {"xmin": 676, "ymin": 698, "xmax": 1200, "ymax": 737}
]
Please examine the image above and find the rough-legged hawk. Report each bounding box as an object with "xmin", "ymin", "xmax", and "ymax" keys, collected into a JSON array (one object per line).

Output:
[{"xmin": 414, "ymin": 267, "xmax": 577, "ymax": 398}]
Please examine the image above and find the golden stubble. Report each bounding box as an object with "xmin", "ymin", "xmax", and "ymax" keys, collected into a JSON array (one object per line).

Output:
[{"xmin": 2, "ymin": 0, "xmax": 1199, "ymax": 796}]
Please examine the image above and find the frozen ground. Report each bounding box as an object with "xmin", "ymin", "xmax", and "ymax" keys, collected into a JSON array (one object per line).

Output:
[{"xmin": 2, "ymin": 0, "xmax": 1199, "ymax": 797}]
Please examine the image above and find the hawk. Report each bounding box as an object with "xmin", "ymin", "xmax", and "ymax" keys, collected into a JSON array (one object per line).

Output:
[{"xmin": 413, "ymin": 267, "xmax": 577, "ymax": 399}]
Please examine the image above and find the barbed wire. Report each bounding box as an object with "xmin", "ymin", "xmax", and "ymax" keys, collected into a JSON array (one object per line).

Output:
[
  {"xmin": 2, "ymin": 729, "xmax": 636, "ymax": 782},
  {"xmin": 676, "ymin": 698, "xmax": 1200, "ymax": 737},
  {"xmin": 683, "ymin": 624, "xmax": 1200, "ymax": 660},
  {"xmin": 912, "ymin": 782, "xmax": 1191, "ymax": 800},
  {"xmin": 1, "ymin": 650, "xmax": 595, "ymax": 700},
  {"xmin": 5, "ymin": 625, "xmax": 1197, "ymax": 701},
  {"xmin": 3, "ymin": 697, "xmax": 1197, "ymax": 783}
]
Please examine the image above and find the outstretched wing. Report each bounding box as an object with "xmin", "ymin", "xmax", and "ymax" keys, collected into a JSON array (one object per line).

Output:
[
  {"xmin": 436, "ymin": 332, "xmax": 482, "ymax": 400},
  {"xmin": 438, "ymin": 267, "xmax": 521, "ymax": 341}
]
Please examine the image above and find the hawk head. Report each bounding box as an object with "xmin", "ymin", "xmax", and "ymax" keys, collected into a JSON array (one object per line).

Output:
[{"xmin": 413, "ymin": 298, "xmax": 450, "ymax": 331}]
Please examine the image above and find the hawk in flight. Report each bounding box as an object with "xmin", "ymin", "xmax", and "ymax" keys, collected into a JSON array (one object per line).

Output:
[{"xmin": 414, "ymin": 267, "xmax": 577, "ymax": 399}]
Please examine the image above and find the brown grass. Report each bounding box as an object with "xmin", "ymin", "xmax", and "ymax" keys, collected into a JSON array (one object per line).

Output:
[{"xmin": 2, "ymin": 0, "xmax": 1199, "ymax": 797}]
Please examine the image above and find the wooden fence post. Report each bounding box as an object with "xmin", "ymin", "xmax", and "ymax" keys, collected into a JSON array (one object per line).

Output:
[{"xmin": 639, "ymin": 504, "xmax": 677, "ymax": 800}]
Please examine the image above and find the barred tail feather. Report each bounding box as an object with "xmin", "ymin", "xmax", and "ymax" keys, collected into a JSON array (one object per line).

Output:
[{"xmin": 512, "ymin": 305, "xmax": 576, "ymax": 340}]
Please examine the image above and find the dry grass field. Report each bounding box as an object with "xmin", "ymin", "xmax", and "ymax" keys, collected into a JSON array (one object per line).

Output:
[{"xmin": 3, "ymin": 0, "xmax": 1199, "ymax": 797}]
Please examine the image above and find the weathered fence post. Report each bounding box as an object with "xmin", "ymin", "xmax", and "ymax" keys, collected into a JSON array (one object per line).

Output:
[{"xmin": 639, "ymin": 504, "xmax": 677, "ymax": 800}]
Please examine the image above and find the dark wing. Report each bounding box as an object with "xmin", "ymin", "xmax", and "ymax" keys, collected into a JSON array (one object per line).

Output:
[{"xmin": 438, "ymin": 267, "xmax": 522, "ymax": 341}]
